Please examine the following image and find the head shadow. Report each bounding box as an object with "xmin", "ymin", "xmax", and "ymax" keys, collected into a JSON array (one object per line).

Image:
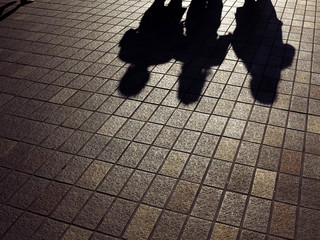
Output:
[{"xmin": 231, "ymin": 0, "xmax": 295, "ymax": 104}]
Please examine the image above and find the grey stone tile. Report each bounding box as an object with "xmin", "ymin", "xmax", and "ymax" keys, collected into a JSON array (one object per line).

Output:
[
  {"xmin": 118, "ymin": 142, "xmax": 149, "ymax": 168},
  {"xmin": 303, "ymin": 153, "xmax": 320, "ymax": 180},
  {"xmin": 98, "ymin": 165, "xmax": 133, "ymax": 195},
  {"xmin": 227, "ymin": 164, "xmax": 254, "ymax": 194},
  {"xmin": 99, "ymin": 198, "xmax": 137, "ymax": 236},
  {"xmin": 205, "ymin": 159, "xmax": 232, "ymax": 188},
  {"xmin": 120, "ymin": 170, "xmax": 154, "ymax": 201},
  {"xmin": 301, "ymin": 178, "xmax": 320, "ymax": 210},
  {"xmin": 151, "ymin": 210, "xmax": 186, "ymax": 240},
  {"xmin": 143, "ymin": 175, "xmax": 176, "ymax": 208},
  {"xmin": 74, "ymin": 193, "xmax": 114, "ymax": 230},
  {"xmin": 192, "ymin": 186, "xmax": 222, "ymax": 220},
  {"xmin": 98, "ymin": 138, "xmax": 130, "ymax": 163},
  {"xmin": 138, "ymin": 146, "xmax": 169, "ymax": 173},
  {"xmin": 217, "ymin": 191, "xmax": 246, "ymax": 226},
  {"xmin": 243, "ymin": 197, "xmax": 271, "ymax": 232}
]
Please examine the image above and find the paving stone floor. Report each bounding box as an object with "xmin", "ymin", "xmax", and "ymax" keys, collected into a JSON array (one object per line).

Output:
[{"xmin": 0, "ymin": 0, "xmax": 320, "ymax": 239}]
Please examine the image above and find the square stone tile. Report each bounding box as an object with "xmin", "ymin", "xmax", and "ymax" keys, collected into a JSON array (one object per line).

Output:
[
  {"xmin": 56, "ymin": 156, "xmax": 92, "ymax": 184},
  {"xmin": 297, "ymin": 207, "xmax": 320, "ymax": 240},
  {"xmin": 98, "ymin": 138, "xmax": 130, "ymax": 163},
  {"xmin": 98, "ymin": 165, "xmax": 133, "ymax": 195},
  {"xmin": 249, "ymin": 105, "xmax": 270, "ymax": 123},
  {"xmin": 268, "ymin": 108, "xmax": 288, "ymax": 127},
  {"xmin": 243, "ymin": 197, "xmax": 271, "ymax": 232},
  {"xmin": 215, "ymin": 137, "xmax": 240, "ymax": 161},
  {"xmin": 135, "ymin": 122, "xmax": 163, "ymax": 144},
  {"xmin": 98, "ymin": 115, "xmax": 127, "ymax": 136},
  {"xmin": 217, "ymin": 191, "xmax": 246, "ymax": 226},
  {"xmin": 132, "ymin": 103, "xmax": 157, "ymax": 121},
  {"xmin": 263, "ymin": 125, "xmax": 285, "ymax": 147},
  {"xmin": 301, "ymin": 178, "xmax": 320, "ymax": 210},
  {"xmin": 28, "ymin": 182, "xmax": 70, "ymax": 216},
  {"xmin": 115, "ymin": 119, "xmax": 144, "ymax": 140},
  {"xmin": 287, "ymin": 112, "xmax": 306, "ymax": 130},
  {"xmin": 303, "ymin": 153, "xmax": 320, "ymax": 180},
  {"xmin": 236, "ymin": 141, "xmax": 260, "ymax": 166},
  {"xmin": 167, "ymin": 109, "xmax": 192, "ymax": 128},
  {"xmin": 181, "ymin": 217, "xmax": 211, "ymax": 240},
  {"xmin": 210, "ymin": 223, "xmax": 239, "ymax": 240},
  {"xmin": 181, "ymin": 155, "xmax": 210, "ymax": 183},
  {"xmin": 204, "ymin": 115, "xmax": 228, "ymax": 135},
  {"xmin": 167, "ymin": 180, "xmax": 199, "ymax": 214},
  {"xmin": 223, "ymin": 118, "xmax": 246, "ymax": 139},
  {"xmin": 185, "ymin": 112, "xmax": 210, "ymax": 131},
  {"xmin": 240, "ymin": 230, "xmax": 265, "ymax": 240},
  {"xmin": 99, "ymin": 198, "xmax": 137, "ymax": 236},
  {"xmin": 32, "ymin": 219, "xmax": 68, "ymax": 240},
  {"xmin": 173, "ymin": 130, "xmax": 200, "ymax": 153},
  {"xmin": 251, "ymin": 168, "xmax": 276, "ymax": 199},
  {"xmin": 120, "ymin": 170, "xmax": 154, "ymax": 201},
  {"xmin": 192, "ymin": 186, "xmax": 222, "ymax": 220},
  {"xmin": 74, "ymin": 193, "xmax": 114, "ymax": 230},
  {"xmin": 117, "ymin": 142, "xmax": 149, "ymax": 168},
  {"xmin": 143, "ymin": 175, "xmax": 176, "ymax": 208},
  {"xmin": 307, "ymin": 115, "xmax": 320, "ymax": 134},
  {"xmin": 150, "ymin": 210, "xmax": 186, "ymax": 240},
  {"xmin": 270, "ymin": 202, "xmax": 296, "ymax": 239},
  {"xmin": 227, "ymin": 164, "xmax": 254, "ymax": 193},
  {"xmin": 76, "ymin": 161, "xmax": 112, "ymax": 190},
  {"xmin": 243, "ymin": 122, "xmax": 265, "ymax": 143},
  {"xmin": 275, "ymin": 173, "xmax": 299, "ymax": 204},
  {"xmin": 231, "ymin": 102, "xmax": 252, "ymax": 120},
  {"xmin": 213, "ymin": 99, "xmax": 234, "ymax": 117},
  {"xmin": 51, "ymin": 187, "xmax": 91, "ymax": 222},
  {"xmin": 124, "ymin": 204, "xmax": 161, "ymax": 240},
  {"xmin": 284, "ymin": 129, "xmax": 305, "ymax": 151},
  {"xmin": 280, "ymin": 149, "xmax": 302, "ymax": 175},
  {"xmin": 193, "ymin": 133, "xmax": 219, "ymax": 157},
  {"xmin": 61, "ymin": 226, "xmax": 92, "ymax": 240},
  {"xmin": 149, "ymin": 106, "xmax": 175, "ymax": 124},
  {"xmin": 205, "ymin": 159, "xmax": 232, "ymax": 188},
  {"xmin": 138, "ymin": 146, "xmax": 169, "ymax": 173}
]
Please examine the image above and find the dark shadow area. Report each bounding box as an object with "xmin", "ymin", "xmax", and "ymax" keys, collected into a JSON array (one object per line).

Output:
[
  {"xmin": 176, "ymin": 0, "xmax": 229, "ymax": 103},
  {"xmin": 232, "ymin": 0, "xmax": 295, "ymax": 104},
  {"xmin": 118, "ymin": 0, "xmax": 185, "ymax": 97},
  {"xmin": 0, "ymin": 1, "xmax": 33, "ymax": 21},
  {"xmin": 118, "ymin": 0, "xmax": 230, "ymax": 104}
]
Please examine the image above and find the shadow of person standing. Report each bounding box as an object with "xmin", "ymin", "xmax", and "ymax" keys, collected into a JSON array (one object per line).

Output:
[
  {"xmin": 118, "ymin": 0, "xmax": 185, "ymax": 97},
  {"xmin": 176, "ymin": 0, "xmax": 231, "ymax": 104},
  {"xmin": 231, "ymin": 0, "xmax": 295, "ymax": 104},
  {"xmin": 0, "ymin": 0, "xmax": 34, "ymax": 21}
]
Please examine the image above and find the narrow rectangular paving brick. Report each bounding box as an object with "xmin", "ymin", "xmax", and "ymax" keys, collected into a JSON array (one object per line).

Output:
[{"xmin": 124, "ymin": 204, "xmax": 161, "ymax": 240}]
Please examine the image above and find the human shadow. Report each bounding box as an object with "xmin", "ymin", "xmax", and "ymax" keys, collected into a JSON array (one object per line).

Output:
[
  {"xmin": 118, "ymin": 0, "xmax": 185, "ymax": 97},
  {"xmin": 118, "ymin": 0, "xmax": 230, "ymax": 104},
  {"xmin": 0, "ymin": 1, "xmax": 33, "ymax": 21},
  {"xmin": 176, "ymin": 0, "xmax": 230, "ymax": 103},
  {"xmin": 231, "ymin": 0, "xmax": 295, "ymax": 104}
]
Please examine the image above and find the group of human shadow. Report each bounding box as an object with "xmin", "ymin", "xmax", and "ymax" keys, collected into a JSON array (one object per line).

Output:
[{"xmin": 118, "ymin": 0, "xmax": 295, "ymax": 104}]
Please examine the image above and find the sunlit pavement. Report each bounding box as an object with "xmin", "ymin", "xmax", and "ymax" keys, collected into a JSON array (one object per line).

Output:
[{"xmin": 0, "ymin": 0, "xmax": 319, "ymax": 239}]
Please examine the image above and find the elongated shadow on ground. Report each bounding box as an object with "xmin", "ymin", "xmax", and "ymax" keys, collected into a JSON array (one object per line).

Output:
[
  {"xmin": 176, "ymin": 0, "xmax": 230, "ymax": 104},
  {"xmin": 118, "ymin": 0, "xmax": 230, "ymax": 104},
  {"xmin": 231, "ymin": 0, "xmax": 295, "ymax": 104},
  {"xmin": 0, "ymin": 1, "xmax": 33, "ymax": 21},
  {"xmin": 118, "ymin": 0, "xmax": 185, "ymax": 97}
]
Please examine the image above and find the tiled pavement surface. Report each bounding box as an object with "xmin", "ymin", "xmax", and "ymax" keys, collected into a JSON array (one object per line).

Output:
[{"xmin": 0, "ymin": 0, "xmax": 320, "ymax": 239}]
